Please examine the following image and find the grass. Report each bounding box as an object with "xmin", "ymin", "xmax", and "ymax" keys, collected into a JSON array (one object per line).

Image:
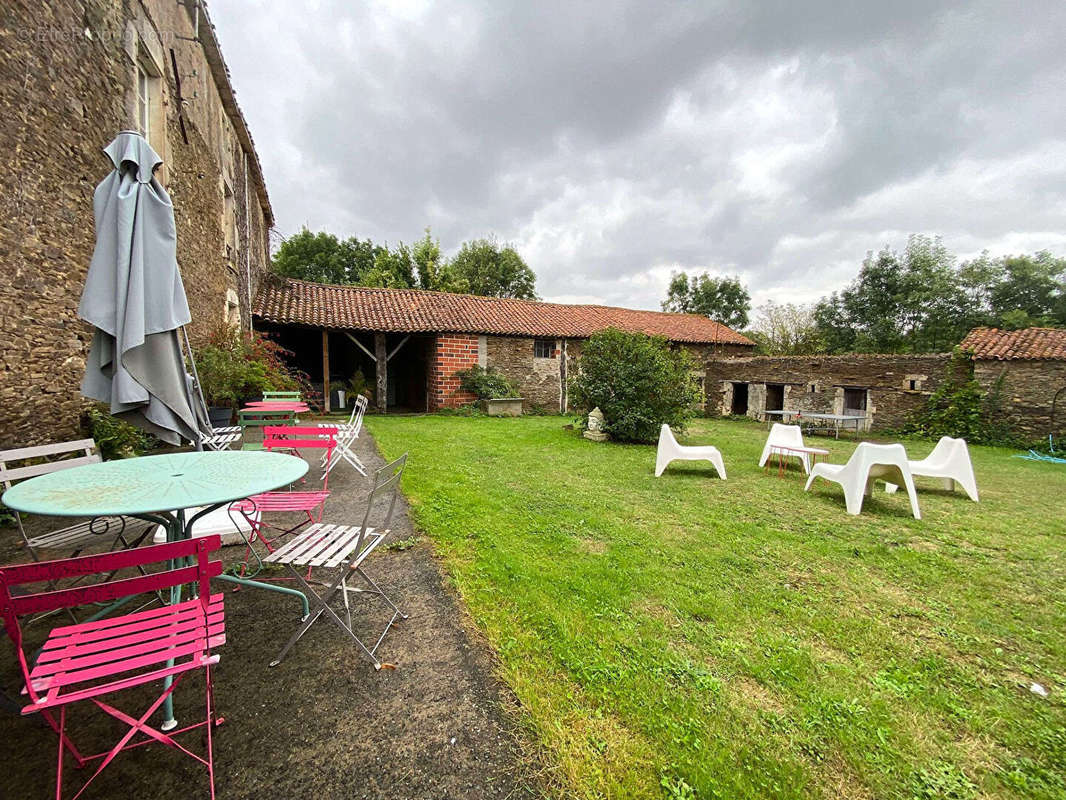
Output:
[{"xmin": 366, "ymin": 414, "xmax": 1066, "ymax": 799}]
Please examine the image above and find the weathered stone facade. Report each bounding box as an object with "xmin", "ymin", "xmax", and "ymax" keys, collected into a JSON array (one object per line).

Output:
[
  {"xmin": 0, "ymin": 0, "xmax": 273, "ymax": 448},
  {"xmin": 973, "ymin": 359, "xmax": 1066, "ymax": 440},
  {"xmin": 704, "ymin": 353, "xmax": 952, "ymax": 432}
]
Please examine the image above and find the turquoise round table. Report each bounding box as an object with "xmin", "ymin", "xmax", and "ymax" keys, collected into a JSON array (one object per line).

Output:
[{"xmin": 2, "ymin": 449, "xmax": 309, "ymax": 729}]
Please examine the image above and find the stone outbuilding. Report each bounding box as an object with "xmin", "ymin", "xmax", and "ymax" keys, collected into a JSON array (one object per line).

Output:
[
  {"xmin": 252, "ymin": 277, "xmax": 755, "ymax": 413},
  {"xmin": 0, "ymin": 0, "xmax": 273, "ymax": 448},
  {"xmin": 960, "ymin": 327, "xmax": 1066, "ymax": 439}
]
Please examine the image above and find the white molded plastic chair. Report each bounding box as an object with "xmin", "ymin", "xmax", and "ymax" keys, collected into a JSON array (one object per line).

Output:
[
  {"xmin": 885, "ymin": 437, "xmax": 979, "ymax": 501},
  {"xmin": 758, "ymin": 423, "xmax": 811, "ymax": 473},
  {"xmin": 804, "ymin": 442, "xmax": 921, "ymax": 519},
  {"xmin": 654, "ymin": 424, "xmax": 727, "ymax": 479}
]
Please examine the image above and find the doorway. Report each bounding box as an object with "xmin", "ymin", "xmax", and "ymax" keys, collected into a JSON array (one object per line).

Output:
[
  {"xmin": 765, "ymin": 383, "xmax": 785, "ymax": 412},
  {"xmin": 843, "ymin": 387, "xmax": 868, "ymax": 416},
  {"xmin": 731, "ymin": 382, "xmax": 749, "ymax": 415}
]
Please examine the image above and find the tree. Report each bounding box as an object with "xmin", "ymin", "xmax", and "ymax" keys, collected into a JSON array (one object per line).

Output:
[
  {"xmin": 662, "ymin": 272, "xmax": 751, "ymax": 329},
  {"xmin": 569, "ymin": 328, "xmax": 701, "ymax": 443},
  {"xmin": 271, "ymin": 227, "xmax": 375, "ymax": 284},
  {"xmin": 448, "ymin": 237, "xmax": 537, "ymax": 299},
  {"xmin": 747, "ymin": 302, "xmax": 823, "ymax": 355},
  {"xmin": 987, "ymin": 251, "xmax": 1066, "ymax": 326},
  {"xmin": 361, "ymin": 241, "xmax": 417, "ymax": 289}
]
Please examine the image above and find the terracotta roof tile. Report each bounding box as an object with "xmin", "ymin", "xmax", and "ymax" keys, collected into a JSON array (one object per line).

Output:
[
  {"xmin": 960, "ymin": 327, "xmax": 1066, "ymax": 360},
  {"xmin": 253, "ymin": 279, "xmax": 754, "ymax": 346}
]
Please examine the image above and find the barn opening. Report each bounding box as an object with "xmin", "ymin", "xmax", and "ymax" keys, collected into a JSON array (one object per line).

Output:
[
  {"xmin": 765, "ymin": 383, "xmax": 785, "ymax": 412},
  {"xmin": 731, "ymin": 382, "xmax": 749, "ymax": 415}
]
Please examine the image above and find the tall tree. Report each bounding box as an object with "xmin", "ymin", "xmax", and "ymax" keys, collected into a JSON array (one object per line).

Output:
[
  {"xmin": 271, "ymin": 227, "xmax": 375, "ymax": 284},
  {"xmin": 448, "ymin": 237, "xmax": 538, "ymax": 299},
  {"xmin": 662, "ymin": 272, "xmax": 751, "ymax": 329},
  {"xmin": 987, "ymin": 251, "xmax": 1066, "ymax": 326},
  {"xmin": 747, "ymin": 302, "xmax": 823, "ymax": 355}
]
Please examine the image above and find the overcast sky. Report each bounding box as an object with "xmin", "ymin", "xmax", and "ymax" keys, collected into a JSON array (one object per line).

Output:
[{"xmin": 208, "ymin": 0, "xmax": 1066, "ymax": 312}]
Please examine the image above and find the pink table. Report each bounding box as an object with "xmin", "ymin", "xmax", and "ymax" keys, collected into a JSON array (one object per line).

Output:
[{"xmin": 242, "ymin": 401, "xmax": 310, "ymax": 413}]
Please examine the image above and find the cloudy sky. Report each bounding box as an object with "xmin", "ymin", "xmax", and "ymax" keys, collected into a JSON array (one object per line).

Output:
[{"xmin": 209, "ymin": 0, "xmax": 1066, "ymax": 312}]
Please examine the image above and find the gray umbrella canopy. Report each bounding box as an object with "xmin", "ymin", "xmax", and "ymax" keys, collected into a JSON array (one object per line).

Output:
[{"xmin": 79, "ymin": 131, "xmax": 210, "ymax": 445}]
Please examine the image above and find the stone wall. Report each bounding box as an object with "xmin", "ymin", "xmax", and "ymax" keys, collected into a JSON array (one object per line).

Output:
[
  {"xmin": 704, "ymin": 353, "xmax": 952, "ymax": 432},
  {"xmin": 0, "ymin": 0, "xmax": 272, "ymax": 448},
  {"xmin": 428, "ymin": 334, "xmax": 479, "ymax": 410},
  {"xmin": 486, "ymin": 335, "xmax": 564, "ymax": 412},
  {"xmin": 974, "ymin": 359, "xmax": 1066, "ymax": 440}
]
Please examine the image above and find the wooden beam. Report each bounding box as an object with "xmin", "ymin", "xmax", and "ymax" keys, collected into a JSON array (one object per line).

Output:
[
  {"xmin": 343, "ymin": 331, "xmax": 377, "ymax": 362},
  {"xmin": 375, "ymin": 332, "xmax": 387, "ymax": 413},
  {"xmin": 322, "ymin": 329, "xmax": 331, "ymax": 413},
  {"xmin": 386, "ymin": 335, "xmax": 410, "ymax": 362}
]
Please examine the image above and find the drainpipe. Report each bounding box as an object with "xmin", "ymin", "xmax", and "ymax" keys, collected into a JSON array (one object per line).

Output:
[{"xmin": 242, "ymin": 149, "xmax": 252, "ymax": 331}]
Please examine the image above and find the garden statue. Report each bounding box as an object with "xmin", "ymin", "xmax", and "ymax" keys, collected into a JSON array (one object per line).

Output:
[{"xmin": 584, "ymin": 407, "xmax": 608, "ymax": 441}]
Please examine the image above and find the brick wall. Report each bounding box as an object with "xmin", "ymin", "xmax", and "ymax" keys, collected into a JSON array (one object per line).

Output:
[
  {"xmin": 974, "ymin": 359, "xmax": 1066, "ymax": 440},
  {"xmin": 0, "ymin": 0, "xmax": 271, "ymax": 448},
  {"xmin": 428, "ymin": 334, "xmax": 479, "ymax": 409},
  {"xmin": 704, "ymin": 353, "xmax": 952, "ymax": 431}
]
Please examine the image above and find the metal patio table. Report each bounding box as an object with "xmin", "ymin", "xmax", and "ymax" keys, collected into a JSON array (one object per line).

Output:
[{"xmin": 2, "ymin": 449, "xmax": 310, "ymax": 728}]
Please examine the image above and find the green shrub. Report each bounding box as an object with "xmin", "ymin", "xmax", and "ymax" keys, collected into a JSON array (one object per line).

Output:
[
  {"xmin": 195, "ymin": 324, "xmax": 307, "ymax": 408},
  {"xmin": 568, "ymin": 328, "xmax": 701, "ymax": 443},
  {"xmin": 903, "ymin": 348, "xmax": 1015, "ymax": 446},
  {"xmin": 455, "ymin": 365, "xmax": 518, "ymax": 400},
  {"xmin": 84, "ymin": 405, "xmax": 157, "ymax": 459}
]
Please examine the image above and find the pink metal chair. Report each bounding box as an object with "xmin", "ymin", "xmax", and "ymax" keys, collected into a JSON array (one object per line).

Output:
[
  {"xmin": 0, "ymin": 535, "xmax": 226, "ymax": 799},
  {"xmin": 230, "ymin": 426, "xmax": 337, "ymax": 577}
]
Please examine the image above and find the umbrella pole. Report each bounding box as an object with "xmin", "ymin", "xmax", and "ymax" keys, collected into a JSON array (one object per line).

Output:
[{"xmin": 181, "ymin": 326, "xmax": 207, "ymax": 452}]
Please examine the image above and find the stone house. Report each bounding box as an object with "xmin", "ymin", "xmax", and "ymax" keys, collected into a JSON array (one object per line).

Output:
[
  {"xmin": 704, "ymin": 353, "xmax": 952, "ymax": 432},
  {"xmin": 252, "ymin": 277, "xmax": 755, "ymax": 413},
  {"xmin": 960, "ymin": 327, "xmax": 1066, "ymax": 440},
  {"xmin": 0, "ymin": 0, "xmax": 273, "ymax": 448}
]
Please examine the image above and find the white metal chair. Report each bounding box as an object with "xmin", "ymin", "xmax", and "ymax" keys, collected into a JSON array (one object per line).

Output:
[
  {"xmin": 654, "ymin": 424, "xmax": 727, "ymax": 479},
  {"xmin": 758, "ymin": 423, "xmax": 811, "ymax": 473},
  {"xmin": 804, "ymin": 442, "xmax": 922, "ymax": 519},
  {"xmin": 202, "ymin": 426, "xmax": 241, "ymax": 451},
  {"xmin": 263, "ymin": 453, "xmax": 408, "ymax": 669},
  {"xmin": 884, "ymin": 437, "xmax": 979, "ymax": 501},
  {"xmin": 319, "ymin": 393, "xmax": 368, "ymax": 477}
]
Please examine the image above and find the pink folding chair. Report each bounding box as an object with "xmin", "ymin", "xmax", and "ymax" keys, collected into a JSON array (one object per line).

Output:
[
  {"xmin": 230, "ymin": 426, "xmax": 337, "ymax": 577},
  {"xmin": 0, "ymin": 536, "xmax": 226, "ymax": 799}
]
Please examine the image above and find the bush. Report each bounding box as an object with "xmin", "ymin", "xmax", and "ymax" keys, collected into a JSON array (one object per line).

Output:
[
  {"xmin": 195, "ymin": 325, "xmax": 308, "ymax": 408},
  {"xmin": 456, "ymin": 365, "xmax": 518, "ymax": 399},
  {"xmin": 903, "ymin": 348, "xmax": 1015, "ymax": 446},
  {"xmin": 568, "ymin": 328, "xmax": 701, "ymax": 443},
  {"xmin": 84, "ymin": 405, "xmax": 157, "ymax": 459}
]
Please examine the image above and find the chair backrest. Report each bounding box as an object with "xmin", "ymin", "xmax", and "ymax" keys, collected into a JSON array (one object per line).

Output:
[
  {"xmin": 0, "ymin": 536, "xmax": 222, "ymax": 704},
  {"xmin": 658, "ymin": 424, "xmax": 679, "ymax": 449},
  {"xmin": 925, "ymin": 436, "xmax": 965, "ymax": 467},
  {"xmin": 239, "ymin": 409, "xmax": 295, "ymax": 429},
  {"xmin": 0, "ymin": 439, "xmax": 101, "ymax": 492},
  {"xmin": 353, "ymin": 453, "xmax": 408, "ymax": 554},
  {"xmin": 263, "ymin": 391, "xmax": 302, "ymax": 402},
  {"xmin": 767, "ymin": 423, "xmax": 804, "ymax": 449},
  {"xmin": 846, "ymin": 441, "xmax": 908, "ymax": 472},
  {"xmin": 263, "ymin": 426, "xmax": 338, "ymax": 488},
  {"xmin": 347, "ymin": 393, "xmax": 369, "ymax": 431}
]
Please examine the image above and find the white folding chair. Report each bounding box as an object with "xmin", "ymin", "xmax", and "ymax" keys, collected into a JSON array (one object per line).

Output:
[
  {"xmin": 202, "ymin": 426, "xmax": 241, "ymax": 451},
  {"xmin": 805, "ymin": 442, "xmax": 921, "ymax": 519},
  {"xmin": 758, "ymin": 423, "xmax": 811, "ymax": 473},
  {"xmin": 884, "ymin": 437, "xmax": 979, "ymax": 501},
  {"xmin": 654, "ymin": 424, "xmax": 727, "ymax": 479},
  {"xmin": 263, "ymin": 453, "xmax": 408, "ymax": 669},
  {"xmin": 319, "ymin": 394, "xmax": 368, "ymax": 477}
]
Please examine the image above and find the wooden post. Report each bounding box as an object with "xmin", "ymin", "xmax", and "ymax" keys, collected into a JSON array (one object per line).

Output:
[
  {"xmin": 322, "ymin": 329, "xmax": 331, "ymax": 413},
  {"xmin": 375, "ymin": 332, "xmax": 387, "ymax": 413}
]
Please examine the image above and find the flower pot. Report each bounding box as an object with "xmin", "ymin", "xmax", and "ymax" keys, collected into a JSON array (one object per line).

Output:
[
  {"xmin": 481, "ymin": 397, "xmax": 524, "ymax": 417},
  {"xmin": 208, "ymin": 406, "xmax": 233, "ymax": 428}
]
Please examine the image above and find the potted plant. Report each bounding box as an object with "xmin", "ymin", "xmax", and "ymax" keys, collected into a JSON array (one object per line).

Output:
[{"xmin": 456, "ymin": 365, "xmax": 523, "ymax": 416}]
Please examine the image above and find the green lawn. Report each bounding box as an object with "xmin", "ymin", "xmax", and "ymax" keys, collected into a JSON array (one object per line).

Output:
[{"xmin": 367, "ymin": 415, "xmax": 1066, "ymax": 800}]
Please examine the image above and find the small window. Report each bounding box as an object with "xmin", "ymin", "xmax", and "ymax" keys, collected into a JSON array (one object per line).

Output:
[
  {"xmin": 808, "ymin": 383, "xmax": 818, "ymax": 393},
  {"xmin": 135, "ymin": 62, "xmax": 150, "ymax": 139},
  {"xmin": 534, "ymin": 339, "xmax": 555, "ymax": 358},
  {"xmin": 908, "ymin": 379, "xmax": 918, "ymax": 391}
]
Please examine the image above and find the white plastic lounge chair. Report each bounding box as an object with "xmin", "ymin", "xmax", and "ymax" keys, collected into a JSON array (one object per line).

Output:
[
  {"xmin": 654, "ymin": 424, "xmax": 727, "ymax": 479},
  {"xmin": 758, "ymin": 423, "xmax": 812, "ymax": 474},
  {"xmin": 884, "ymin": 437, "xmax": 979, "ymax": 501},
  {"xmin": 804, "ymin": 442, "xmax": 921, "ymax": 519}
]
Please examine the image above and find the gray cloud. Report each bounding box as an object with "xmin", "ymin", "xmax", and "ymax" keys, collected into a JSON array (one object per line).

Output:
[{"xmin": 209, "ymin": 0, "xmax": 1066, "ymax": 313}]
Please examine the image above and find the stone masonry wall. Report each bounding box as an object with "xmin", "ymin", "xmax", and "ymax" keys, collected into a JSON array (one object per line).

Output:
[
  {"xmin": 0, "ymin": 0, "xmax": 271, "ymax": 449},
  {"xmin": 974, "ymin": 359, "xmax": 1066, "ymax": 440},
  {"xmin": 428, "ymin": 334, "xmax": 479, "ymax": 410},
  {"xmin": 704, "ymin": 353, "xmax": 952, "ymax": 432},
  {"xmin": 486, "ymin": 335, "xmax": 563, "ymax": 412}
]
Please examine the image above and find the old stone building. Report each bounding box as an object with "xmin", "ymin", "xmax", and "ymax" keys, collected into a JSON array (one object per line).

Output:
[
  {"xmin": 961, "ymin": 327, "xmax": 1066, "ymax": 439},
  {"xmin": 252, "ymin": 277, "xmax": 755, "ymax": 413},
  {"xmin": 0, "ymin": 0, "xmax": 273, "ymax": 447}
]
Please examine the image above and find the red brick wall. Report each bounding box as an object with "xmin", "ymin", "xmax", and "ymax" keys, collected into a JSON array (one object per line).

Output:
[{"xmin": 428, "ymin": 334, "xmax": 480, "ymax": 410}]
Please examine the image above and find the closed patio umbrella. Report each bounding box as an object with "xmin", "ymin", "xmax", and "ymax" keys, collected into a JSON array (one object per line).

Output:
[{"xmin": 79, "ymin": 131, "xmax": 210, "ymax": 446}]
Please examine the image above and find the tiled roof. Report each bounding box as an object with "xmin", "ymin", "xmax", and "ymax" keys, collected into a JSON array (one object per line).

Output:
[
  {"xmin": 960, "ymin": 327, "xmax": 1066, "ymax": 360},
  {"xmin": 253, "ymin": 279, "xmax": 755, "ymax": 346}
]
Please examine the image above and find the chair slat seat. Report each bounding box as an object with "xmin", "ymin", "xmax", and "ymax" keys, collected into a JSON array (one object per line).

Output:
[
  {"xmin": 264, "ymin": 523, "xmax": 385, "ymax": 569},
  {"xmin": 25, "ymin": 516, "xmax": 154, "ymax": 550},
  {"xmin": 27, "ymin": 595, "xmax": 225, "ymax": 705}
]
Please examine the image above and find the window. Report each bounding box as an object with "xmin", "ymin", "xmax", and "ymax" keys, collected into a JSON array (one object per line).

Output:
[
  {"xmin": 534, "ymin": 339, "xmax": 555, "ymax": 359},
  {"xmin": 135, "ymin": 62, "xmax": 150, "ymax": 139},
  {"xmin": 808, "ymin": 383, "xmax": 818, "ymax": 393}
]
